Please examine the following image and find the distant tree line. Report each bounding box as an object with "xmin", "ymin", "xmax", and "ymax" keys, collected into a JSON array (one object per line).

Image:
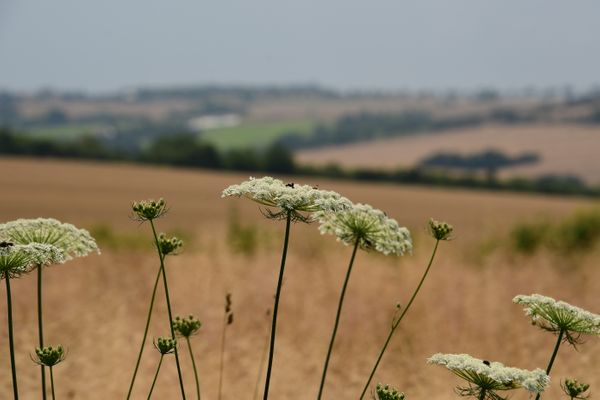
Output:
[
  {"xmin": 0, "ymin": 127, "xmax": 597, "ymax": 197},
  {"xmin": 0, "ymin": 127, "xmax": 295, "ymax": 174},
  {"xmin": 420, "ymin": 150, "xmax": 539, "ymax": 171},
  {"xmin": 276, "ymin": 110, "xmax": 536, "ymax": 150}
]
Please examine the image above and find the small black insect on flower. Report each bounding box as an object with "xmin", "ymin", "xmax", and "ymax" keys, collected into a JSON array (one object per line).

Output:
[
  {"xmin": 285, "ymin": 182, "xmax": 295, "ymax": 188},
  {"xmin": 0, "ymin": 241, "xmax": 14, "ymax": 248}
]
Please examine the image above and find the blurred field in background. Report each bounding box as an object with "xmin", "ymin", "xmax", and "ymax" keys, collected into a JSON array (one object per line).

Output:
[
  {"xmin": 297, "ymin": 123, "xmax": 600, "ymax": 185},
  {"xmin": 0, "ymin": 157, "xmax": 598, "ymax": 399}
]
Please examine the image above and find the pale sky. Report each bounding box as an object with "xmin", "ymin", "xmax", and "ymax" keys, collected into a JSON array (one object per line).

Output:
[{"xmin": 1, "ymin": 0, "xmax": 600, "ymax": 93}]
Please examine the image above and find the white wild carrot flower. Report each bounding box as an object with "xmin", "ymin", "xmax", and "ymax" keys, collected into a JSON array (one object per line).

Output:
[
  {"xmin": 222, "ymin": 176, "xmax": 351, "ymax": 222},
  {"xmin": 513, "ymin": 294, "xmax": 600, "ymax": 342},
  {"xmin": 0, "ymin": 243, "xmax": 66, "ymax": 278},
  {"xmin": 427, "ymin": 353, "xmax": 549, "ymax": 396},
  {"xmin": 315, "ymin": 203, "xmax": 412, "ymax": 255},
  {"xmin": 0, "ymin": 218, "xmax": 99, "ymax": 260}
]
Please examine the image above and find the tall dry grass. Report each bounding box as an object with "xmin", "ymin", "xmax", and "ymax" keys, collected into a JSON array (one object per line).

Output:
[{"xmin": 0, "ymin": 157, "xmax": 598, "ymax": 399}]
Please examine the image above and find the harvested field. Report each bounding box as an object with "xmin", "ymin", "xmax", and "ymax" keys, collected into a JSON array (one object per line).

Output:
[
  {"xmin": 297, "ymin": 123, "xmax": 600, "ymax": 185},
  {"xmin": 0, "ymin": 157, "xmax": 598, "ymax": 399}
]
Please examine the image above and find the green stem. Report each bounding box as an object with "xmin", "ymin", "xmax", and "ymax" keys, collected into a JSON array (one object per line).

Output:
[
  {"xmin": 218, "ymin": 314, "xmax": 228, "ymax": 400},
  {"xmin": 149, "ymin": 219, "xmax": 187, "ymax": 400},
  {"xmin": 126, "ymin": 259, "xmax": 163, "ymax": 399},
  {"xmin": 37, "ymin": 264, "xmax": 47, "ymax": 400},
  {"xmin": 478, "ymin": 388, "xmax": 486, "ymax": 400},
  {"xmin": 317, "ymin": 238, "xmax": 360, "ymax": 399},
  {"xmin": 49, "ymin": 366, "xmax": 56, "ymax": 400},
  {"xmin": 5, "ymin": 275, "xmax": 19, "ymax": 400},
  {"xmin": 147, "ymin": 355, "xmax": 164, "ymax": 400},
  {"xmin": 263, "ymin": 212, "xmax": 292, "ymax": 400},
  {"xmin": 186, "ymin": 337, "xmax": 201, "ymax": 400},
  {"xmin": 359, "ymin": 239, "xmax": 440, "ymax": 400},
  {"xmin": 535, "ymin": 328, "xmax": 565, "ymax": 400}
]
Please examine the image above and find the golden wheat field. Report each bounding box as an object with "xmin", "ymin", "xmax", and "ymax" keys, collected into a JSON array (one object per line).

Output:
[
  {"xmin": 297, "ymin": 123, "xmax": 600, "ymax": 185},
  {"xmin": 0, "ymin": 157, "xmax": 598, "ymax": 399}
]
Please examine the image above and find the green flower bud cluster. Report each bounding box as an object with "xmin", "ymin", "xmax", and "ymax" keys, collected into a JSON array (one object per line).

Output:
[
  {"xmin": 428, "ymin": 219, "xmax": 453, "ymax": 241},
  {"xmin": 375, "ymin": 383, "xmax": 405, "ymax": 400},
  {"xmin": 34, "ymin": 345, "xmax": 65, "ymax": 367},
  {"xmin": 157, "ymin": 233, "xmax": 183, "ymax": 256},
  {"xmin": 132, "ymin": 198, "xmax": 167, "ymax": 221},
  {"xmin": 563, "ymin": 379, "xmax": 590, "ymax": 399},
  {"xmin": 173, "ymin": 315, "xmax": 202, "ymax": 338},
  {"xmin": 155, "ymin": 337, "xmax": 177, "ymax": 355}
]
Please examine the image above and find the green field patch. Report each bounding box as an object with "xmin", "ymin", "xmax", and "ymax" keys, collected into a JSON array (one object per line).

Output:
[
  {"xmin": 23, "ymin": 123, "xmax": 110, "ymax": 141},
  {"xmin": 199, "ymin": 120, "xmax": 315, "ymax": 150}
]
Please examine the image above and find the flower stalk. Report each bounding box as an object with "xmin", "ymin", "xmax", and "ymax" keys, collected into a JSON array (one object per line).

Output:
[
  {"xmin": 149, "ymin": 219, "xmax": 186, "ymax": 400},
  {"xmin": 37, "ymin": 264, "xmax": 47, "ymax": 400},
  {"xmin": 126, "ymin": 264, "xmax": 163, "ymax": 399},
  {"xmin": 33, "ymin": 345, "xmax": 66, "ymax": 400},
  {"xmin": 263, "ymin": 211, "xmax": 292, "ymax": 400},
  {"xmin": 359, "ymin": 238, "xmax": 440, "ymax": 399},
  {"xmin": 147, "ymin": 337, "xmax": 177, "ymax": 400},
  {"xmin": 173, "ymin": 315, "xmax": 203, "ymax": 400},
  {"xmin": 317, "ymin": 238, "xmax": 360, "ymax": 399},
  {"xmin": 5, "ymin": 275, "xmax": 19, "ymax": 400}
]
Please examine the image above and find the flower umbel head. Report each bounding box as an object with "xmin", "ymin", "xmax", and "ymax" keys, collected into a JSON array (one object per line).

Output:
[
  {"xmin": 427, "ymin": 353, "xmax": 549, "ymax": 399},
  {"xmin": 33, "ymin": 345, "xmax": 66, "ymax": 367},
  {"xmin": 157, "ymin": 233, "xmax": 183, "ymax": 256},
  {"xmin": 173, "ymin": 315, "xmax": 202, "ymax": 338},
  {"xmin": 0, "ymin": 243, "xmax": 66, "ymax": 279},
  {"xmin": 428, "ymin": 219, "xmax": 453, "ymax": 241},
  {"xmin": 375, "ymin": 383, "xmax": 405, "ymax": 400},
  {"xmin": 222, "ymin": 176, "xmax": 351, "ymax": 222},
  {"xmin": 513, "ymin": 294, "xmax": 600, "ymax": 345},
  {"xmin": 0, "ymin": 218, "xmax": 99, "ymax": 261},
  {"xmin": 562, "ymin": 379, "xmax": 590, "ymax": 399},
  {"xmin": 132, "ymin": 198, "xmax": 167, "ymax": 221},
  {"xmin": 154, "ymin": 337, "xmax": 177, "ymax": 355},
  {"xmin": 316, "ymin": 203, "xmax": 412, "ymax": 255}
]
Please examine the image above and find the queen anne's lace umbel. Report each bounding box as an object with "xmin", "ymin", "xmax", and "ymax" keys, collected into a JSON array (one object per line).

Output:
[
  {"xmin": 427, "ymin": 353, "xmax": 549, "ymax": 394},
  {"xmin": 0, "ymin": 218, "xmax": 99, "ymax": 261},
  {"xmin": 222, "ymin": 176, "xmax": 352, "ymax": 221},
  {"xmin": 513, "ymin": 294, "xmax": 600, "ymax": 337},
  {"xmin": 0, "ymin": 243, "xmax": 66, "ymax": 278},
  {"xmin": 315, "ymin": 203, "xmax": 412, "ymax": 255}
]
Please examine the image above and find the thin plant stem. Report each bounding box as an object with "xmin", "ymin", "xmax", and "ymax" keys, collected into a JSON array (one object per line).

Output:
[
  {"xmin": 49, "ymin": 366, "xmax": 56, "ymax": 400},
  {"xmin": 218, "ymin": 313, "xmax": 228, "ymax": 400},
  {"xmin": 478, "ymin": 388, "xmax": 486, "ymax": 400},
  {"xmin": 317, "ymin": 238, "xmax": 360, "ymax": 399},
  {"xmin": 263, "ymin": 212, "xmax": 292, "ymax": 400},
  {"xmin": 5, "ymin": 275, "xmax": 19, "ymax": 400},
  {"xmin": 185, "ymin": 337, "xmax": 201, "ymax": 400},
  {"xmin": 37, "ymin": 264, "xmax": 47, "ymax": 400},
  {"xmin": 253, "ymin": 313, "xmax": 271, "ymax": 400},
  {"xmin": 359, "ymin": 239, "xmax": 441, "ymax": 399},
  {"xmin": 149, "ymin": 219, "xmax": 187, "ymax": 400},
  {"xmin": 534, "ymin": 328, "xmax": 565, "ymax": 400},
  {"xmin": 147, "ymin": 355, "xmax": 164, "ymax": 400},
  {"xmin": 126, "ymin": 261, "xmax": 163, "ymax": 400}
]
